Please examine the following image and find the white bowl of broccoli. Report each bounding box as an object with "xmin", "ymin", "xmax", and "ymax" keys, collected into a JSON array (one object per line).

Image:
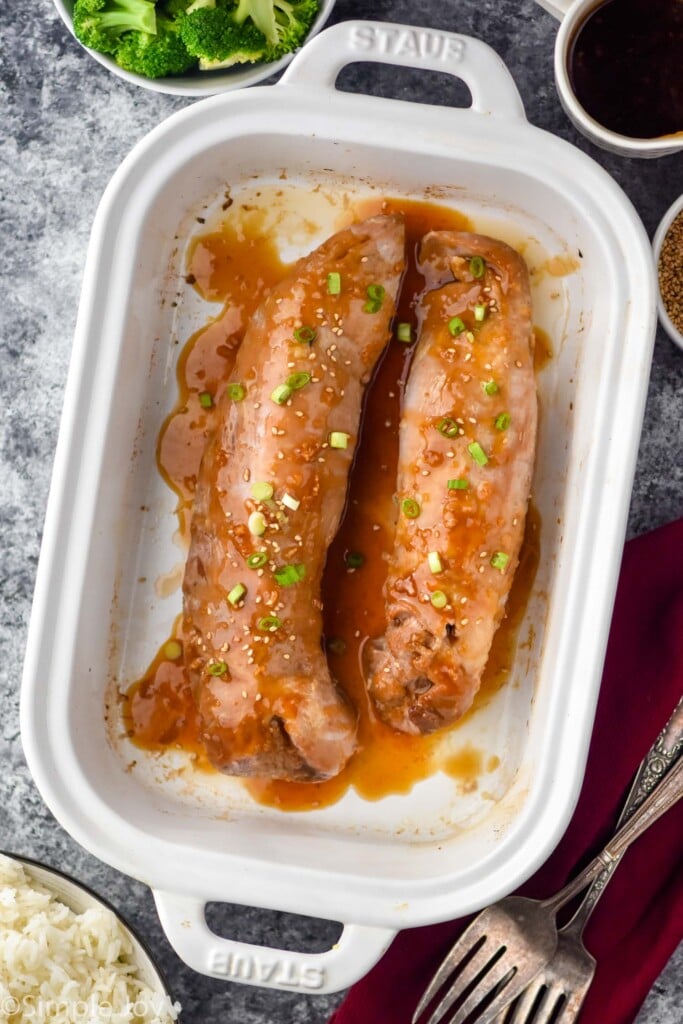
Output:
[{"xmin": 53, "ymin": 0, "xmax": 337, "ymax": 95}]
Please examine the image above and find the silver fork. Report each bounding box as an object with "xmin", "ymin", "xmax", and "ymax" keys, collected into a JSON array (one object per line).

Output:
[
  {"xmin": 494, "ymin": 695, "xmax": 683, "ymax": 1024},
  {"xmin": 412, "ymin": 705, "xmax": 683, "ymax": 1024}
]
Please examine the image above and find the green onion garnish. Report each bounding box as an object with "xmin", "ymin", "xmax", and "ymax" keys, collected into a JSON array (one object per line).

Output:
[
  {"xmin": 271, "ymin": 384, "xmax": 292, "ymax": 405},
  {"xmin": 437, "ymin": 417, "xmax": 459, "ymax": 438},
  {"xmin": 447, "ymin": 478, "xmax": 469, "ymax": 490},
  {"xmin": 198, "ymin": 391, "xmax": 213, "ymax": 409},
  {"xmin": 274, "ymin": 563, "xmax": 307, "ymax": 587},
  {"xmin": 428, "ymin": 551, "xmax": 444, "ymax": 575},
  {"xmin": 329, "ymin": 431, "xmax": 350, "ymax": 450},
  {"xmin": 247, "ymin": 552, "xmax": 268, "ymax": 569},
  {"xmin": 251, "ymin": 481, "xmax": 274, "ymax": 502},
  {"xmin": 474, "ymin": 304, "xmax": 487, "ymax": 322},
  {"xmin": 495, "ymin": 412, "xmax": 511, "ymax": 431},
  {"xmin": 448, "ymin": 317, "xmax": 466, "ymax": 336},
  {"xmin": 226, "ymin": 383, "xmax": 245, "ymax": 401},
  {"xmin": 345, "ymin": 551, "xmax": 365, "ymax": 569},
  {"xmin": 282, "ymin": 493, "xmax": 300, "ymax": 511},
  {"xmin": 430, "ymin": 590, "xmax": 448, "ymax": 609},
  {"xmin": 490, "ymin": 551, "xmax": 510, "ymax": 572},
  {"xmin": 227, "ymin": 583, "xmax": 246, "ymax": 606},
  {"xmin": 363, "ymin": 284, "xmax": 386, "ymax": 314},
  {"xmin": 482, "ymin": 380, "xmax": 498, "ymax": 395},
  {"xmin": 207, "ymin": 660, "xmax": 228, "ymax": 676},
  {"xmin": 470, "ymin": 256, "xmax": 486, "ymax": 279},
  {"xmin": 163, "ymin": 639, "xmax": 183, "ymax": 660},
  {"xmin": 397, "ymin": 322, "xmax": 412, "ymax": 343},
  {"xmin": 402, "ymin": 498, "xmax": 420, "ymax": 519},
  {"xmin": 327, "ymin": 271, "xmax": 341, "ymax": 295},
  {"xmin": 286, "ymin": 372, "xmax": 311, "ymax": 391},
  {"xmin": 248, "ymin": 511, "xmax": 267, "ymax": 536},
  {"xmin": 257, "ymin": 615, "xmax": 281, "ymax": 632},
  {"xmin": 468, "ymin": 441, "xmax": 488, "ymax": 466},
  {"xmin": 294, "ymin": 326, "xmax": 316, "ymax": 344}
]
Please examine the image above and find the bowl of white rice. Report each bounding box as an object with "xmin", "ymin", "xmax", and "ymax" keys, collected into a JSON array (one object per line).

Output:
[{"xmin": 0, "ymin": 852, "xmax": 179, "ymax": 1023}]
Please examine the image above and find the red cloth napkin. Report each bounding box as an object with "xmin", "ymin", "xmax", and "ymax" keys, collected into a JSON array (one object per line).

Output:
[{"xmin": 330, "ymin": 518, "xmax": 683, "ymax": 1024}]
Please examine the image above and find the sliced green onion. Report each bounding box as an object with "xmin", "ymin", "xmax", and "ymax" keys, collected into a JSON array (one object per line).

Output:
[
  {"xmin": 402, "ymin": 498, "xmax": 420, "ymax": 519},
  {"xmin": 495, "ymin": 412, "xmax": 511, "ymax": 431},
  {"xmin": 251, "ymin": 481, "xmax": 274, "ymax": 502},
  {"xmin": 468, "ymin": 441, "xmax": 489, "ymax": 466},
  {"xmin": 286, "ymin": 372, "xmax": 311, "ymax": 391},
  {"xmin": 448, "ymin": 316, "xmax": 466, "ymax": 337},
  {"xmin": 163, "ymin": 639, "xmax": 183, "ymax": 660},
  {"xmin": 364, "ymin": 284, "xmax": 385, "ymax": 313},
  {"xmin": 327, "ymin": 271, "xmax": 341, "ymax": 295},
  {"xmin": 397, "ymin": 322, "xmax": 412, "ymax": 343},
  {"xmin": 294, "ymin": 326, "xmax": 316, "ymax": 344},
  {"xmin": 282, "ymin": 492, "xmax": 300, "ymax": 511},
  {"xmin": 226, "ymin": 383, "xmax": 245, "ymax": 402},
  {"xmin": 428, "ymin": 551, "xmax": 444, "ymax": 575},
  {"xmin": 198, "ymin": 391, "xmax": 213, "ymax": 409},
  {"xmin": 490, "ymin": 551, "xmax": 510, "ymax": 572},
  {"xmin": 430, "ymin": 590, "xmax": 448, "ymax": 609},
  {"xmin": 274, "ymin": 563, "xmax": 307, "ymax": 587},
  {"xmin": 257, "ymin": 615, "xmax": 281, "ymax": 632},
  {"xmin": 474, "ymin": 304, "xmax": 487, "ymax": 322},
  {"xmin": 271, "ymin": 383, "xmax": 292, "ymax": 405},
  {"xmin": 247, "ymin": 552, "xmax": 268, "ymax": 569},
  {"xmin": 437, "ymin": 417, "xmax": 459, "ymax": 439},
  {"xmin": 448, "ymin": 478, "xmax": 469, "ymax": 490},
  {"xmin": 207, "ymin": 660, "xmax": 228, "ymax": 676},
  {"xmin": 327, "ymin": 637, "xmax": 347, "ymax": 655},
  {"xmin": 329, "ymin": 431, "xmax": 350, "ymax": 450},
  {"xmin": 227, "ymin": 583, "xmax": 246, "ymax": 606},
  {"xmin": 248, "ymin": 511, "xmax": 267, "ymax": 536},
  {"xmin": 482, "ymin": 379, "xmax": 498, "ymax": 395},
  {"xmin": 345, "ymin": 551, "xmax": 365, "ymax": 569},
  {"xmin": 470, "ymin": 256, "xmax": 486, "ymax": 279}
]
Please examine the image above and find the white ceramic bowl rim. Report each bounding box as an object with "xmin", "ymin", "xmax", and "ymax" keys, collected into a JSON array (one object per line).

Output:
[
  {"xmin": 540, "ymin": 0, "xmax": 683, "ymax": 156},
  {"xmin": 0, "ymin": 850, "xmax": 174, "ymax": 1000},
  {"xmin": 51, "ymin": 0, "xmax": 337, "ymax": 96},
  {"xmin": 652, "ymin": 193, "xmax": 683, "ymax": 350}
]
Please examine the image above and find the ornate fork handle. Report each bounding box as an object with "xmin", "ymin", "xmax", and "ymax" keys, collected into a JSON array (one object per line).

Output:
[
  {"xmin": 543, "ymin": 724, "xmax": 683, "ymax": 915},
  {"xmin": 564, "ymin": 695, "xmax": 683, "ymax": 929}
]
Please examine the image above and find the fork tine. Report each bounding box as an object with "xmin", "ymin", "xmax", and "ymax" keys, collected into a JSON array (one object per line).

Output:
[
  {"xmin": 530, "ymin": 985, "xmax": 565, "ymax": 1024},
  {"xmin": 412, "ymin": 931, "xmax": 489, "ymax": 1023},
  {"xmin": 444, "ymin": 955, "xmax": 516, "ymax": 1024},
  {"xmin": 504, "ymin": 983, "xmax": 545, "ymax": 1024}
]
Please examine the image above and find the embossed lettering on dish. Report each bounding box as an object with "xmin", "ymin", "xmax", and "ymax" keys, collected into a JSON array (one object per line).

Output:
[
  {"xmin": 208, "ymin": 950, "xmax": 325, "ymax": 989},
  {"xmin": 350, "ymin": 25, "xmax": 465, "ymax": 63}
]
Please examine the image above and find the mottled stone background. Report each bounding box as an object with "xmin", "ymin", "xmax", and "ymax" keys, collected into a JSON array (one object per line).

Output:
[{"xmin": 1, "ymin": 0, "xmax": 681, "ymax": 1021}]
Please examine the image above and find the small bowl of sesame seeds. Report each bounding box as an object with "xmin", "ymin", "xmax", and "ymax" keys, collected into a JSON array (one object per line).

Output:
[{"xmin": 653, "ymin": 193, "xmax": 683, "ymax": 351}]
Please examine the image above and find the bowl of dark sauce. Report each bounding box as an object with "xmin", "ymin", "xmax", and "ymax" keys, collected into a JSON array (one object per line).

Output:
[{"xmin": 543, "ymin": 0, "xmax": 683, "ymax": 156}]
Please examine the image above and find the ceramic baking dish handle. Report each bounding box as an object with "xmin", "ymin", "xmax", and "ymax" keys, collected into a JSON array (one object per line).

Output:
[
  {"xmin": 153, "ymin": 890, "xmax": 395, "ymax": 993},
  {"xmin": 281, "ymin": 20, "xmax": 525, "ymax": 121}
]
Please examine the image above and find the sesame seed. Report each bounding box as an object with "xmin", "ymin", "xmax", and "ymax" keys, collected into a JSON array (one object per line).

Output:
[
  {"xmin": 515, "ymin": 360, "xmax": 523, "ymax": 368},
  {"xmin": 242, "ymin": 689, "xmax": 248, "ymax": 698},
  {"xmin": 460, "ymin": 618, "xmax": 469, "ymax": 626},
  {"xmin": 255, "ymin": 693, "xmax": 263, "ymax": 702}
]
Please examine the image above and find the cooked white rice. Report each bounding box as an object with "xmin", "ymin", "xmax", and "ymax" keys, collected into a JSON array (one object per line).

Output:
[{"xmin": 0, "ymin": 855, "xmax": 180, "ymax": 1023}]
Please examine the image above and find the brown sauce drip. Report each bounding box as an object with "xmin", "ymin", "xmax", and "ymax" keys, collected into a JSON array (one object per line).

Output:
[
  {"xmin": 533, "ymin": 327, "xmax": 554, "ymax": 372},
  {"xmin": 568, "ymin": 0, "xmax": 683, "ymax": 140},
  {"xmin": 122, "ymin": 197, "xmax": 544, "ymax": 811}
]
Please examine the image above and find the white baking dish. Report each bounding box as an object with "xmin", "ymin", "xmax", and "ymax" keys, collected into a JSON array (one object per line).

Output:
[{"xmin": 21, "ymin": 21, "xmax": 656, "ymax": 993}]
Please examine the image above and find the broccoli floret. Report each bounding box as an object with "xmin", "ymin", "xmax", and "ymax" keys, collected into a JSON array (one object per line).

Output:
[
  {"xmin": 234, "ymin": 0, "xmax": 319, "ymax": 60},
  {"xmin": 180, "ymin": 4, "xmax": 268, "ymax": 70},
  {"xmin": 116, "ymin": 16, "xmax": 197, "ymax": 77},
  {"xmin": 73, "ymin": 0, "xmax": 157, "ymax": 56}
]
